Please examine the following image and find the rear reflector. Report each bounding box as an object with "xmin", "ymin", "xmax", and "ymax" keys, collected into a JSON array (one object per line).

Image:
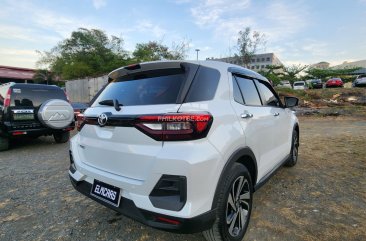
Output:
[
  {"xmin": 136, "ymin": 113, "xmax": 213, "ymax": 141},
  {"xmin": 12, "ymin": 131, "xmax": 27, "ymax": 136},
  {"xmin": 155, "ymin": 216, "xmax": 180, "ymax": 225}
]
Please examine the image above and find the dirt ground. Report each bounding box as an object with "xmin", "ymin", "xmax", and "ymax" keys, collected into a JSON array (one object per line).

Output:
[
  {"xmin": 1, "ymin": 116, "xmax": 365, "ymax": 241},
  {"xmin": 244, "ymin": 116, "xmax": 366, "ymax": 241}
]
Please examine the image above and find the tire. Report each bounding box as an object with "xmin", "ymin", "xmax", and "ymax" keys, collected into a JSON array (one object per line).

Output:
[
  {"xmin": 285, "ymin": 130, "xmax": 299, "ymax": 167},
  {"xmin": 203, "ymin": 163, "xmax": 253, "ymax": 241},
  {"xmin": 0, "ymin": 136, "xmax": 9, "ymax": 151},
  {"xmin": 53, "ymin": 131, "xmax": 70, "ymax": 143}
]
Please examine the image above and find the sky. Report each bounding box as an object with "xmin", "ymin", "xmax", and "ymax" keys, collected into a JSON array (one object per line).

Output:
[{"xmin": 0, "ymin": 0, "xmax": 365, "ymax": 69}]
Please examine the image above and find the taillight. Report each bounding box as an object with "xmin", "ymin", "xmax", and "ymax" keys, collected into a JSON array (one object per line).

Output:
[
  {"xmin": 4, "ymin": 88, "xmax": 11, "ymax": 107},
  {"xmin": 135, "ymin": 113, "xmax": 213, "ymax": 141},
  {"xmin": 76, "ymin": 113, "xmax": 86, "ymax": 131}
]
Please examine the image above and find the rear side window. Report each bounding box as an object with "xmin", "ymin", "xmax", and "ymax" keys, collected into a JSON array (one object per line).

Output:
[
  {"xmin": 11, "ymin": 88, "xmax": 67, "ymax": 107},
  {"xmin": 234, "ymin": 76, "xmax": 262, "ymax": 106},
  {"xmin": 185, "ymin": 66, "xmax": 220, "ymax": 102},
  {"xmin": 93, "ymin": 69, "xmax": 185, "ymax": 106}
]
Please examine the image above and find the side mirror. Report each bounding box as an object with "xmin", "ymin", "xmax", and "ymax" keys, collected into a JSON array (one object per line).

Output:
[{"xmin": 284, "ymin": 96, "xmax": 299, "ymax": 108}]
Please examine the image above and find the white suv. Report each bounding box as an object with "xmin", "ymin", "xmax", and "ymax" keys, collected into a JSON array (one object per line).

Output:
[{"xmin": 69, "ymin": 61, "xmax": 299, "ymax": 241}]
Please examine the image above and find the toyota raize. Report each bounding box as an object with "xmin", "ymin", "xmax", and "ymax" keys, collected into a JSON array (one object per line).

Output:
[{"xmin": 69, "ymin": 61, "xmax": 299, "ymax": 241}]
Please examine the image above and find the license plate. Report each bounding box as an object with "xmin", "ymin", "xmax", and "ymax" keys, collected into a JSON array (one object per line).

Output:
[
  {"xmin": 13, "ymin": 114, "xmax": 34, "ymax": 121},
  {"xmin": 90, "ymin": 179, "xmax": 121, "ymax": 207}
]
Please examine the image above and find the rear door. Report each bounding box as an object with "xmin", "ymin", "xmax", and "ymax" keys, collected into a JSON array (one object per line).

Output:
[
  {"xmin": 230, "ymin": 75, "xmax": 288, "ymax": 181},
  {"xmin": 76, "ymin": 66, "xmax": 194, "ymax": 180},
  {"xmin": 255, "ymin": 80, "xmax": 292, "ymax": 167},
  {"xmin": 9, "ymin": 86, "xmax": 67, "ymax": 127}
]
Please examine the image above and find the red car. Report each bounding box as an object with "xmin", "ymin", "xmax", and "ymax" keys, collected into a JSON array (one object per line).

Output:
[{"xmin": 326, "ymin": 78, "xmax": 343, "ymax": 88}]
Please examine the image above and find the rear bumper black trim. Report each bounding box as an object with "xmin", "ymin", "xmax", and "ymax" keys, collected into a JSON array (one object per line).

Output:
[{"xmin": 69, "ymin": 176, "xmax": 216, "ymax": 233}]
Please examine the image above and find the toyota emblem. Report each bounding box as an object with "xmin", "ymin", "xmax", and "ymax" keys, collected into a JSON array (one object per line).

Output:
[{"xmin": 98, "ymin": 113, "xmax": 108, "ymax": 127}]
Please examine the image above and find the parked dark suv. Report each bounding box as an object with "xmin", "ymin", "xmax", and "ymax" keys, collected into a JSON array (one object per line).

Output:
[{"xmin": 0, "ymin": 82, "xmax": 75, "ymax": 151}]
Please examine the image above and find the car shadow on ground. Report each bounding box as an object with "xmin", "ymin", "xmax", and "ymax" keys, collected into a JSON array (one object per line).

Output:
[{"xmin": 9, "ymin": 136, "xmax": 63, "ymax": 150}]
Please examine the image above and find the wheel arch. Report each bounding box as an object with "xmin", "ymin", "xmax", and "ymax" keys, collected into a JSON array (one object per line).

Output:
[{"xmin": 211, "ymin": 147, "xmax": 258, "ymax": 210}]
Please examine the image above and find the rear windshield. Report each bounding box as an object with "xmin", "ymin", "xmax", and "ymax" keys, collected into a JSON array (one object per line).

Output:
[
  {"xmin": 294, "ymin": 82, "xmax": 305, "ymax": 86},
  {"xmin": 93, "ymin": 69, "xmax": 185, "ymax": 106},
  {"xmin": 11, "ymin": 87, "xmax": 67, "ymax": 107}
]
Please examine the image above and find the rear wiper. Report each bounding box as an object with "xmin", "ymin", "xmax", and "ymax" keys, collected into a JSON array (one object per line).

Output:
[{"xmin": 98, "ymin": 99, "xmax": 123, "ymax": 111}]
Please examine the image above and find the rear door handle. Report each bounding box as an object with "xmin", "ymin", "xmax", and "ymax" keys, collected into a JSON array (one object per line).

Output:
[
  {"xmin": 241, "ymin": 113, "xmax": 253, "ymax": 119},
  {"xmin": 273, "ymin": 112, "xmax": 280, "ymax": 116}
]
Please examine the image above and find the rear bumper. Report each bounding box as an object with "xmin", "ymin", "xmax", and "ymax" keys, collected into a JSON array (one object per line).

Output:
[
  {"xmin": 326, "ymin": 84, "xmax": 342, "ymax": 87},
  {"xmin": 0, "ymin": 121, "xmax": 74, "ymax": 137},
  {"xmin": 69, "ymin": 175, "xmax": 216, "ymax": 233}
]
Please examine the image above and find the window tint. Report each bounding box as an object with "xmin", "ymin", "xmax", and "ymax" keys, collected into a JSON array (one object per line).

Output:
[
  {"xmin": 185, "ymin": 66, "xmax": 220, "ymax": 102},
  {"xmin": 257, "ymin": 81, "xmax": 280, "ymax": 107},
  {"xmin": 93, "ymin": 69, "xmax": 185, "ymax": 106},
  {"xmin": 235, "ymin": 76, "xmax": 262, "ymax": 106},
  {"xmin": 11, "ymin": 88, "xmax": 66, "ymax": 107}
]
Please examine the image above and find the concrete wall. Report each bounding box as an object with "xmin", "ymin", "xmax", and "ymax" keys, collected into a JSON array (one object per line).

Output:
[{"xmin": 65, "ymin": 75, "xmax": 108, "ymax": 103}]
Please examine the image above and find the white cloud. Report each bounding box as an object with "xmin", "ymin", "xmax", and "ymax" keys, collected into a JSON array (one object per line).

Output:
[
  {"xmin": 32, "ymin": 10, "xmax": 97, "ymax": 38},
  {"xmin": 0, "ymin": 1, "xmax": 99, "ymax": 39},
  {"xmin": 0, "ymin": 24, "xmax": 60, "ymax": 43},
  {"xmin": 188, "ymin": 0, "xmax": 254, "ymax": 52},
  {"xmin": 301, "ymin": 40, "xmax": 329, "ymax": 57},
  {"xmin": 214, "ymin": 17, "xmax": 255, "ymax": 42},
  {"xmin": 190, "ymin": 0, "xmax": 251, "ymax": 26},
  {"xmin": 92, "ymin": 0, "xmax": 107, "ymax": 9},
  {"xmin": 0, "ymin": 48, "xmax": 38, "ymax": 68},
  {"xmin": 173, "ymin": 0, "xmax": 192, "ymax": 4},
  {"xmin": 261, "ymin": 1, "xmax": 308, "ymax": 42},
  {"xmin": 136, "ymin": 20, "xmax": 167, "ymax": 39}
]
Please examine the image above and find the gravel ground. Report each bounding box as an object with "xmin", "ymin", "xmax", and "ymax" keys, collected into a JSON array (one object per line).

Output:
[{"xmin": 1, "ymin": 116, "xmax": 365, "ymax": 241}]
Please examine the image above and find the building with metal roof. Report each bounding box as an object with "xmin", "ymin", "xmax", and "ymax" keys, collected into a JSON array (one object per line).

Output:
[{"xmin": 0, "ymin": 65, "xmax": 35, "ymax": 84}]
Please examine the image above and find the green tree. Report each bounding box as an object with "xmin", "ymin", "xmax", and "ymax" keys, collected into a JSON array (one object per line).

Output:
[
  {"xmin": 36, "ymin": 28, "xmax": 130, "ymax": 80},
  {"xmin": 132, "ymin": 41, "xmax": 188, "ymax": 62},
  {"xmin": 237, "ymin": 27, "xmax": 266, "ymax": 67},
  {"xmin": 305, "ymin": 67, "xmax": 361, "ymax": 82},
  {"xmin": 33, "ymin": 69, "xmax": 56, "ymax": 85},
  {"xmin": 258, "ymin": 65, "xmax": 284, "ymax": 85},
  {"xmin": 281, "ymin": 64, "xmax": 308, "ymax": 84}
]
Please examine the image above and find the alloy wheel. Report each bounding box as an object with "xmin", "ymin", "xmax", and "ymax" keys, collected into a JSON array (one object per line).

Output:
[{"xmin": 226, "ymin": 176, "xmax": 251, "ymax": 237}]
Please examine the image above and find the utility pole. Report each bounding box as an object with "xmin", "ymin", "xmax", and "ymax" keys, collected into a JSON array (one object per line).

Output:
[{"xmin": 195, "ymin": 49, "xmax": 200, "ymax": 61}]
